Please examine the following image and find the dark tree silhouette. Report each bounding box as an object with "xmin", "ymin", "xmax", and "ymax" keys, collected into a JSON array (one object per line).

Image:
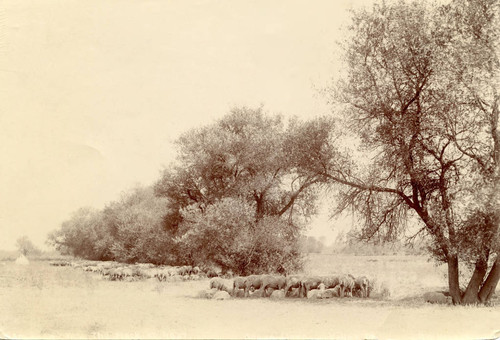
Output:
[{"xmin": 312, "ymin": 0, "xmax": 499, "ymax": 304}]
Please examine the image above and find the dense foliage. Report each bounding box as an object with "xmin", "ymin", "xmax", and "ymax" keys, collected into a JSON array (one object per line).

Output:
[
  {"xmin": 47, "ymin": 187, "xmax": 174, "ymax": 264},
  {"xmin": 176, "ymin": 198, "xmax": 303, "ymax": 274},
  {"xmin": 154, "ymin": 107, "xmax": 325, "ymax": 274}
]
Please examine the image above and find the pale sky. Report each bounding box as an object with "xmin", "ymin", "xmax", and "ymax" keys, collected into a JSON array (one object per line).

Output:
[{"xmin": 0, "ymin": 0, "xmax": 370, "ymax": 251}]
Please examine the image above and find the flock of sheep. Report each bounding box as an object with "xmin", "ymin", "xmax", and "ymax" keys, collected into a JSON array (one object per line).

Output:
[
  {"xmin": 50, "ymin": 260, "xmax": 207, "ymax": 282},
  {"xmin": 50, "ymin": 261, "xmax": 372, "ymax": 300},
  {"xmin": 206, "ymin": 274, "xmax": 372, "ymax": 300}
]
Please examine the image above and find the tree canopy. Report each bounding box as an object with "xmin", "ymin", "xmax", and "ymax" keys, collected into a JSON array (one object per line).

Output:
[
  {"xmin": 314, "ymin": 0, "xmax": 500, "ymax": 304},
  {"xmin": 154, "ymin": 107, "xmax": 326, "ymax": 273},
  {"xmin": 155, "ymin": 107, "xmax": 325, "ymax": 229}
]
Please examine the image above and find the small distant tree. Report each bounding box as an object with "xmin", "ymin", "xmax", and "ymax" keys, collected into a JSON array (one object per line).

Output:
[{"xmin": 16, "ymin": 236, "xmax": 41, "ymax": 257}]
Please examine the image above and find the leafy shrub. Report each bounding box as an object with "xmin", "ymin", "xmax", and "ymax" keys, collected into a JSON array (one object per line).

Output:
[{"xmin": 177, "ymin": 198, "xmax": 303, "ymax": 275}]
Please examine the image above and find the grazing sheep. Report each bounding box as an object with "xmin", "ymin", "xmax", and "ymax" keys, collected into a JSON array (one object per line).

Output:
[
  {"xmin": 155, "ymin": 268, "xmax": 171, "ymax": 282},
  {"xmin": 339, "ymin": 274, "xmax": 355, "ymax": 297},
  {"xmin": 232, "ymin": 276, "xmax": 247, "ymax": 297},
  {"xmin": 207, "ymin": 270, "xmax": 220, "ymax": 278},
  {"xmin": 121, "ymin": 268, "xmax": 134, "ymax": 278},
  {"xmin": 136, "ymin": 263, "xmax": 155, "ymax": 269},
  {"xmin": 177, "ymin": 265, "xmax": 192, "ymax": 276},
  {"xmin": 319, "ymin": 288, "xmax": 339, "ymax": 299},
  {"xmin": 108, "ymin": 268, "xmax": 122, "ymax": 281},
  {"xmin": 97, "ymin": 266, "xmax": 108, "ymax": 276},
  {"xmin": 115, "ymin": 268, "xmax": 126, "ymax": 281},
  {"xmin": 300, "ymin": 277, "xmax": 323, "ymax": 298},
  {"xmin": 101, "ymin": 268, "xmax": 112, "ymax": 278},
  {"xmin": 197, "ymin": 288, "xmax": 219, "ymax": 299},
  {"xmin": 354, "ymin": 276, "xmax": 370, "ymax": 298},
  {"xmin": 424, "ymin": 291, "xmax": 451, "ymax": 304},
  {"xmin": 270, "ymin": 290, "xmax": 285, "ymax": 299},
  {"xmin": 209, "ymin": 278, "xmax": 232, "ymax": 293},
  {"xmin": 284, "ymin": 276, "xmax": 303, "ymax": 297},
  {"xmin": 168, "ymin": 267, "xmax": 179, "ymax": 277},
  {"xmin": 135, "ymin": 268, "xmax": 154, "ymax": 279},
  {"xmin": 322, "ymin": 275, "xmax": 341, "ymax": 290},
  {"xmin": 243, "ymin": 275, "xmax": 264, "ymax": 297},
  {"xmin": 213, "ymin": 291, "xmax": 231, "ymax": 300},
  {"xmin": 202, "ymin": 265, "xmax": 222, "ymax": 278},
  {"xmin": 169, "ymin": 274, "xmax": 183, "ymax": 282},
  {"xmin": 260, "ymin": 275, "xmax": 286, "ymax": 297},
  {"xmin": 307, "ymin": 289, "xmax": 323, "ymax": 299},
  {"xmin": 50, "ymin": 261, "xmax": 71, "ymax": 267}
]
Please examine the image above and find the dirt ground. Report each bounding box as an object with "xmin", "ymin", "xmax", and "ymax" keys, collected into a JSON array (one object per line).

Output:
[{"xmin": 1, "ymin": 256, "xmax": 499, "ymax": 339}]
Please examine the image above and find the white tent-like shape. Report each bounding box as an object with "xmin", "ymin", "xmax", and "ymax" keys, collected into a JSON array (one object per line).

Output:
[{"xmin": 15, "ymin": 254, "xmax": 30, "ymax": 265}]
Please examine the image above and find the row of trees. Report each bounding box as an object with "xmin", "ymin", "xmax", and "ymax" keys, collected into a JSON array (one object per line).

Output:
[
  {"xmin": 48, "ymin": 187, "xmax": 174, "ymax": 264},
  {"xmin": 49, "ymin": 109, "xmax": 327, "ymax": 274},
  {"xmin": 49, "ymin": 0, "xmax": 499, "ymax": 304}
]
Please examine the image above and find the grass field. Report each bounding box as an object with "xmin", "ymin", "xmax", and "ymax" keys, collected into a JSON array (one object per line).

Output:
[{"xmin": 1, "ymin": 254, "xmax": 499, "ymax": 339}]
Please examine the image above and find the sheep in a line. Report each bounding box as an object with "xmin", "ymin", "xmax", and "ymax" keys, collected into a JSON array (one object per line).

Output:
[
  {"xmin": 205, "ymin": 274, "xmax": 372, "ymax": 299},
  {"xmin": 233, "ymin": 277, "xmax": 247, "ymax": 297},
  {"xmin": 209, "ymin": 277, "xmax": 233, "ymax": 293},
  {"xmin": 284, "ymin": 276, "xmax": 303, "ymax": 297},
  {"xmin": 339, "ymin": 274, "xmax": 356, "ymax": 297},
  {"xmin": 353, "ymin": 276, "xmax": 370, "ymax": 298}
]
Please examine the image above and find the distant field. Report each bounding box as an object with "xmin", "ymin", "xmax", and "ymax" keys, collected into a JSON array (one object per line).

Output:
[
  {"xmin": 304, "ymin": 253, "xmax": 448, "ymax": 300},
  {"xmin": 1, "ymin": 255, "xmax": 499, "ymax": 339}
]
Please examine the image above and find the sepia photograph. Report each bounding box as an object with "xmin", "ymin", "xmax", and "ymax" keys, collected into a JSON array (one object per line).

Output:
[{"xmin": 0, "ymin": 0, "xmax": 499, "ymax": 338}]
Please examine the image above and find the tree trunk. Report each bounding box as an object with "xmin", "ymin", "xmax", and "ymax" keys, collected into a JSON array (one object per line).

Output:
[
  {"xmin": 462, "ymin": 258, "xmax": 488, "ymax": 304},
  {"xmin": 478, "ymin": 257, "xmax": 500, "ymax": 303},
  {"xmin": 254, "ymin": 193, "xmax": 265, "ymax": 221},
  {"xmin": 447, "ymin": 254, "xmax": 462, "ymax": 304}
]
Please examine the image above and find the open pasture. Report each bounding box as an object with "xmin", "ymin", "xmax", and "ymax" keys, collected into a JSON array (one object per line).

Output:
[
  {"xmin": 0, "ymin": 254, "xmax": 499, "ymax": 339},
  {"xmin": 304, "ymin": 254, "xmax": 448, "ymax": 300}
]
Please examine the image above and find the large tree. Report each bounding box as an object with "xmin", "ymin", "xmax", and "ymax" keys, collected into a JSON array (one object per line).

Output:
[
  {"xmin": 154, "ymin": 107, "xmax": 324, "ymax": 274},
  {"xmin": 311, "ymin": 0, "xmax": 499, "ymax": 304}
]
